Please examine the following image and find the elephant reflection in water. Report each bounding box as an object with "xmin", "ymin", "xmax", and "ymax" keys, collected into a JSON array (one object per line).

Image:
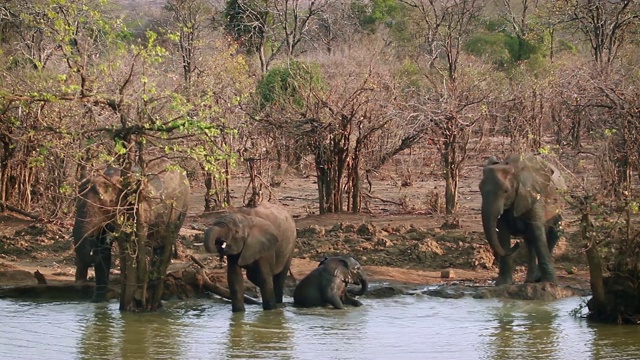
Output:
[
  {"xmin": 486, "ymin": 302, "xmax": 561, "ymax": 360},
  {"xmin": 78, "ymin": 305, "xmax": 184, "ymax": 359},
  {"xmin": 77, "ymin": 305, "xmax": 120, "ymax": 359},
  {"xmin": 226, "ymin": 311, "xmax": 294, "ymax": 359}
]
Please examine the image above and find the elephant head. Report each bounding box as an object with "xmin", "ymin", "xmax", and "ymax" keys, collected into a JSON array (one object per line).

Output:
[
  {"xmin": 203, "ymin": 213, "xmax": 279, "ymax": 267},
  {"xmin": 479, "ymin": 154, "xmax": 562, "ymax": 257},
  {"xmin": 320, "ymin": 256, "xmax": 368, "ymax": 295},
  {"xmin": 73, "ymin": 169, "xmax": 122, "ymax": 241}
]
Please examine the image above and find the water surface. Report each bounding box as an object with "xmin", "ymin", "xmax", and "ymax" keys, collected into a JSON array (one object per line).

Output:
[{"xmin": 1, "ymin": 295, "xmax": 638, "ymax": 360}]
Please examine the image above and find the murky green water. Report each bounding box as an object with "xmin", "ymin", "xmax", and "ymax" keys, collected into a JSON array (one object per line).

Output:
[{"xmin": 1, "ymin": 293, "xmax": 638, "ymax": 360}]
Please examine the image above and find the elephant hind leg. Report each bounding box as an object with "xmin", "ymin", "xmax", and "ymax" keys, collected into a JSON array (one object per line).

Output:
[
  {"xmin": 524, "ymin": 236, "xmax": 541, "ymax": 283},
  {"xmin": 273, "ymin": 257, "xmax": 293, "ymax": 304}
]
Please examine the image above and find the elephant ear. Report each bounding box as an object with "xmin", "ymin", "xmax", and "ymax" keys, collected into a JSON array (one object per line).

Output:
[
  {"xmin": 513, "ymin": 157, "xmax": 553, "ymax": 217},
  {"xmin": 238, "ymin": 217, "xmax": 279, "ymax": 267},
  {"xmin": 332, "ymin": 258, "xmax": 353, "ymax": 282}
]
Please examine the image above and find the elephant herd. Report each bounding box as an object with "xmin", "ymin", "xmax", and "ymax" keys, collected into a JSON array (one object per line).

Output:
[{"xmin": 72, "ymin": 153, "xmax": 566, "ymax": 312}]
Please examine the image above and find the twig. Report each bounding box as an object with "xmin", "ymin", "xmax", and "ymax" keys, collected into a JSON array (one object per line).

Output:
[{"xmin": 361, "ymin": 192, "xmax": 404, "ymax": 206}]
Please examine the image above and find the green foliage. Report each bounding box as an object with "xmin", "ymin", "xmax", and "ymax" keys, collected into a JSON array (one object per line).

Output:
[
  {"xmin": 464, "ymin": 32, "xmax": 513, "ymax": 69},
  {"xmin": 351, "ymin": 0, "xmax": 413, "ymax": 45},
  {"xmin": 256, "ymin": 60, "xmax": 324, "ymax": 110}
]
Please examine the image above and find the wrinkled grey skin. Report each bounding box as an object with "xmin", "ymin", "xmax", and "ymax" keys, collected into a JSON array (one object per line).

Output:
[
  {"xmin": 203, "ymin": 202, "xmax": 297, "ymax": 312},
  {"xmin": 293, "ymin": 255, "xmax": 368, "ymax": 309},
  {"xmin": 479, "ymin": 154, "xmax": 566, "ymax": 285},
  {"xmin": 73, "ymin": 158, "xmax": 190, "ymax": 302}
]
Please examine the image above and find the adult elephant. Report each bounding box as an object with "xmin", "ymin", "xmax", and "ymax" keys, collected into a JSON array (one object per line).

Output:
[
  {"xmin": 479, "ymin": 154, "xmax": 566, "ymax": 285},
  {"xmin": 73, "ymin": 158, "xmax": 190, "ymax": 302},
  {"xmin": 203, "ymin": 202, "xmax": 297, "ymax": 312},
  {"xmin": 293, "ymin": 255, "xmax": 368, "ymax": 309}
]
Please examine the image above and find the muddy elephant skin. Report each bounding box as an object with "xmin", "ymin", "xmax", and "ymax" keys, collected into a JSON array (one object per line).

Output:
[
  {"xmin": 203, "ymin": 202, "xmax": 297, "ymax": 312},
  {"xmin": 72, "ymin": 158, "xmax": 190, "ymax": 302},
  {"xmin": 293, "ymin": 255, "xmax": 368, "ymax": 309},
  {"xmin": 479, "ymin": 154, "xmax": 565, "ymax": 285}
]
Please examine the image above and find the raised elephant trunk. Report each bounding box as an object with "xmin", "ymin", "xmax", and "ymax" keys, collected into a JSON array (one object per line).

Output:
[{"xmin": 481, "ymin": 201, "xmax": 520, "ymax": 257}]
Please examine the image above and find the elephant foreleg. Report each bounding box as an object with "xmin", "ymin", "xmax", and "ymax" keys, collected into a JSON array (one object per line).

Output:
[
  {"xmin": 227, "ymin": 262, "xmax": 246, "ymax": 312},
  {"xmin": 324, "ymin": 290, "xmax": 345, "ymax": 309},
  {"xmin": 93, "ymin": 231, "xmax": 112, "ymax": 302},
  {"xmin": 495, "ymin": 221, "xmax": 514, "ymax": 285},
  {"xmin": 342, "ymin": 294, "xmax": 363, "ymax": 307}
]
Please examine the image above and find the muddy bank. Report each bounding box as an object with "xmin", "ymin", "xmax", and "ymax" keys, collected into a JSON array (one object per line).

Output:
[{"xmin": 0, "ymin": 217, "xmax": 591, "ymax": 304}]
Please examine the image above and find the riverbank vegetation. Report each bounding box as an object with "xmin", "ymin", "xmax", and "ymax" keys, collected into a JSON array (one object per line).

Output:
[{"xmin": 0, "ymin": 0, "xmax": 639, "ymax": 321}]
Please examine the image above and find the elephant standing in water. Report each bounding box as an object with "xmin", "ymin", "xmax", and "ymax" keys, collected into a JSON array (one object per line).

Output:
[
  {"xmin": 203, "ymin": 202, "xmax": 297, "ymax": 312},
  {"xmin": 73, "ymin": 158, "xmax": 190, "ymax": 302},
  {"xmin": 293, "ymin": 255, "xmax": 368, "ymax": 309},
  {"xmin": 479, "ymin": 154, "xmax": 566, "ymax": 285}
]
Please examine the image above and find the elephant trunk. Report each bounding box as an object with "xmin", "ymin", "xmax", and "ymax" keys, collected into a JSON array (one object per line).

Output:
[
  {"xmin": 481, "ymin": 200, "xmax": 519, "ymax": 257},
  {"xmin": 203, "ymin": 227, "xmax": 217, "ymax": 254},
  {"xmin": 350, "ymin": 271, "xmax": 368, "ymax": 296},
  {"xmin": 481, "ymin": 200, "xmax": 508, "ymax": 257}
]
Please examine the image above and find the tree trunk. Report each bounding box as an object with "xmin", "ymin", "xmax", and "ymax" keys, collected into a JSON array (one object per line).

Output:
[{"xmin": 583, "ymin": 212, "xmax": 607, "ymax": 318}]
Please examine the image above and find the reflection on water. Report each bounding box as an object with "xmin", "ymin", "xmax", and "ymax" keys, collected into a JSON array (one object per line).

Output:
[
  {"xmin": 486, "ymin": 300, "xmax": 566, "ymax": 360},
  {"xmin": 1, "ymin": 295, "xmax": 640, "ymax": 360},
  {"xmin": 227, "ymin": 310, "xmax": 294, "ymax": 359}
]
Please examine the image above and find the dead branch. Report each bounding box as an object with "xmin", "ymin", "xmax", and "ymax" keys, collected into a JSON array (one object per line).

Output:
[
  {"xmin": 0, "ymin": 201, "xmax": 43, "ymax": 221},
  {"xmin": 189, "ymin": 255, "xmax": 261, "ymax": 305}
]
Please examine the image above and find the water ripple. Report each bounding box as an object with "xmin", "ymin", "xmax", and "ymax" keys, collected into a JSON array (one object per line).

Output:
[{"xmin": 1, "ymin": 296, "xmax": 640, "ymax": 360}]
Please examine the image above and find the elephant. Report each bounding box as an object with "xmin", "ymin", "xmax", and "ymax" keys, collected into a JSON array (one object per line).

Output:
[
  {"xmin": 72, "ymin": 158, "xmax": 190, "ymax": 302},
  {"xmin": 203, "ymin": 202, "xmax": 297, "ymax": 312},
  {"xmin": 479, "ymin": 154, "xmax": 566, "ymax": 285},
  {"xmin": 293, "ymin": 255, "xmax": 368, "ymax": 309}
]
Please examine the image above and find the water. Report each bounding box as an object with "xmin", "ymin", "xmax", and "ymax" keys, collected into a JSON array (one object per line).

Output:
[{"xmin": 1, "ymin": 295, "xmax": 639, "ymax": 360}]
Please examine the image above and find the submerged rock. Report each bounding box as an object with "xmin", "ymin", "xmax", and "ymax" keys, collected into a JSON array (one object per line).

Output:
[{"xmin": 472, "ymin": 282, "xmax": 589, "ymax": 301}]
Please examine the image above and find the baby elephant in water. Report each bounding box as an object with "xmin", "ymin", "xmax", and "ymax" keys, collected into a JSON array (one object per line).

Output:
[{"xmin": 293, "ymin": 255, "xmax": 368, "ymax": 309}]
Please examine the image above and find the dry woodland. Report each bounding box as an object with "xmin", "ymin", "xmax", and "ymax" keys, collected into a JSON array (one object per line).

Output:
[{"xmin": 0, "ymin": 0, "xmax": 639, "ymax": 323}]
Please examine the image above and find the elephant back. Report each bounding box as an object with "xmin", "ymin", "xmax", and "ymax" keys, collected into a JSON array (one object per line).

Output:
[
  {"xmin": 143, "ymin": 158, "xmax": 190, "ymax": 226},
  {"xmin": 239, "ymin": 202, "xmax": 297, "ymax": 269}
]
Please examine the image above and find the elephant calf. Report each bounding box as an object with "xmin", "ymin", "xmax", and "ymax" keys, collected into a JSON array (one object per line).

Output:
[{"xmin": 293, "ymin": 255, "xmax": 368, "ymax": 309}]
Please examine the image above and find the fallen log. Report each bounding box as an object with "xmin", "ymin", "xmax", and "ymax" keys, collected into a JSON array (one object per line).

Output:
[{"xmin": 0, "ymin": 200, "xmax": 43, "ymax": 221}]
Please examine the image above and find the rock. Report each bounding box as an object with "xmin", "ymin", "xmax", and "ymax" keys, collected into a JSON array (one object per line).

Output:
[
  {"xmin": 297, "ymin": 225, "xmax": 325, "ymax": 238},
  {"xmin": 422, "ymin": 285, "xmax": 468, "ymax": 299},
  {"xmin": 472, "ymin": 282, "xmax": 587, "ymax": 301},
  {"xmin": 375, "ymin": 237, "xmax": 394, "ymax": 248},
  {"xmin": 366, "ymin": 285, "xmax": 408, "ymax": 299},
  {"xmin": 412, "ymin": 239, "xmax": 444, "ymax": 262},
  {"xmin": 356, "ymin": 223, "xmax": 377, "ymax": 238},
  {"xmin": 441, "ymin": 269, "xmax": 455, "ymax": 279}
]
